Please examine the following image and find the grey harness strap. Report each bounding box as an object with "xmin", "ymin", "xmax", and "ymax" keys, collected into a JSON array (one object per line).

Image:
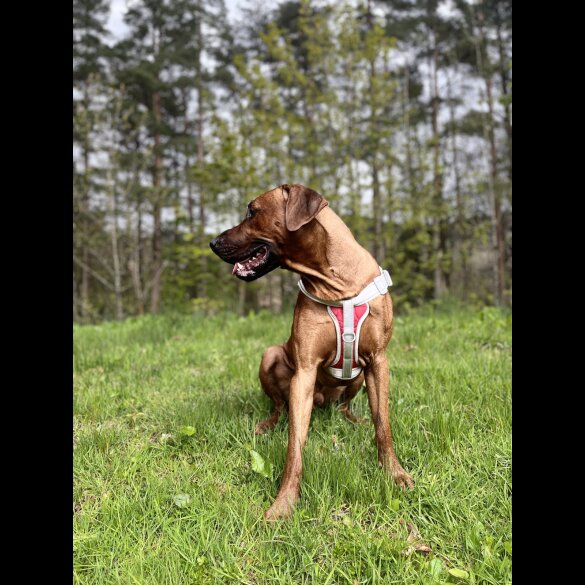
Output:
[{"xmin": 297, "ymin": 267, "xmax": 393, "ymax": 379}]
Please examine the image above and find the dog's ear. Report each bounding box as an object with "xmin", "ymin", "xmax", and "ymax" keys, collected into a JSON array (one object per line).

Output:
[{"xmin": 281, "ymin": 184, "xmax": 328, "ymax": 231}]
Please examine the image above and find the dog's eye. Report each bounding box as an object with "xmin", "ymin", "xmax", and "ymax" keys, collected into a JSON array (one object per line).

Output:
[{"xmin": 246, "ymin": 205, "xmax": 257, "ymax": 220}]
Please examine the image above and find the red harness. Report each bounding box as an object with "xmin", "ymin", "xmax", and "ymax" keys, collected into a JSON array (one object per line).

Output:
[
  {"xmin": 297, "ymin": 267, "xmax": 393, "ymax": 380},
  {"xmin": 326, "ymin": 304, "xmax": 369, "ymax": 375}
]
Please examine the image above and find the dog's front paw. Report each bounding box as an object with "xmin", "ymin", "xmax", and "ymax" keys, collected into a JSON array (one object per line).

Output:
[
  {"xmin": 380, "ymin": 455, "xmax": 415, "ymax": 490},
  {"xmin": 264, "ymin": 495, "xmax": 297, "ymax": 521},
  {"xmin": 390, "ymin": 466, "xmax": 415, "ymax": 490}
]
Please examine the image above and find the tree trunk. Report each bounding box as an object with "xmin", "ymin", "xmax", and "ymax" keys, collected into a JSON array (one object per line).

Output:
[
  {"xmin": 150, "ymin": 88, "xmax": 163, "ymax": 314},
  {"xmin": 447, "ymin": 66, "xmax": 467, "ymax": 298},
  {"xmin": 195, "ymin": 19, "xmax": 207, "ymax": 299},
  {"xmin": 366, "ymin": 0, "xmax": 384, "ymax": 263},
  {"xmin": 135, "ymin": 190, "xmax": 145, "ymax": 315},
  {"xmin": 344, "ymin": 55, "xmax": 360, "ymax": 236},
  {"xmin": 127, "ymin": 198, "xmax": 144, "ymax": 316},
  {"xmin": 485, "ymin": 73, "xmax": 505, "ymax": 305},
  {"xmin": 80, "ymin": 84, "xmax": 90, "ymax": 321},
  {"xmin": 182, "ymin": 88, "xmax": 195, "ymax": 231},
  {"xmin": 73, "ymin": 270, "xmax": 79, "ymax": 321},
  {"xmin": 107, "ymin": 163, "xmax": 124, "ymax": 321},
  {"xmin": 430, "ymin": 28, "xmax": 447, "ymax": 299},
  {"xmin": 495, "ymin": 9, "xmax": 512, "ymax": 302},
  {"xmin": 371, "ymin": 155, "xmax": 383, "ymax": 262},
  {"xmin": 472, "ymin": 6, "xmax": 505, "ymax": 305},
  {"xmin": 402, "ymin": 66, "xmax": 416, "ymax": 207},
  {"xmin": 197, "ymin": 87, "xmax": 206, "ymax": 291},
  {"xmin": 495, "ymin": 11, "xmax": 512, "ymax": 185}
]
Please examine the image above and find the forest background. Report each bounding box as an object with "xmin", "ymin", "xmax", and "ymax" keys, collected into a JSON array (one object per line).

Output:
[{"xmin": 73, "ymin": 0, "xmax": 512, "ymax": 322}]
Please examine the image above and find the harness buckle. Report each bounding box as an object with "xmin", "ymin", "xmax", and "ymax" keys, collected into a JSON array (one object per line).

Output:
[
  {"xmin": 342, "ymin": 332, "xmax": 356, "ymax": 343},
  {"xmin": 374, "ymin": 275, "xmax": 388, "ymax": 295}
]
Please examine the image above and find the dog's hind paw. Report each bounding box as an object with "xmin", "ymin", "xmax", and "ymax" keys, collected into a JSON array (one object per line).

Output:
[
  {"xmin": 339, "ymin": 407, "xmax": 369, "ymax": 425},
  {"xmin": 254, "ymin": 411, "xmax": 281, "ymax": 435},
  {"xmin": 255, "ymin": 420, "xmax": 275, "ymax": 435}
]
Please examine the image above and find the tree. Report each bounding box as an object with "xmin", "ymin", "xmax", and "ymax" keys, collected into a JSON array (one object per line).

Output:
[
  {"xmin": 73, "ymin": 0, "xmax": 110, "ymax": 321},
  {"xmin": 453, "ymin": 0, "xmax": 511, "ymax": 304}
]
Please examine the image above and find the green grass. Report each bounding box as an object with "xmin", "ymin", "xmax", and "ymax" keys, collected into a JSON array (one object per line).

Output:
[{"xmin": 73, "ymin": 304, "xmax": 511, "ymax": 585}]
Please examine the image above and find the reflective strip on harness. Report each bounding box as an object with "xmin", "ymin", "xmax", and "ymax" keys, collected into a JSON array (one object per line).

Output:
[{"xmin": 326, "ymin": 303, "xmax": 369, "ymax": 379}]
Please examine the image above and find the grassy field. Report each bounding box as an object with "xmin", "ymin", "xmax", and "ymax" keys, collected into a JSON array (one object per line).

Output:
[{"xmin": 73, "ymin": 304, "xmax": 511, "ymax": 584}]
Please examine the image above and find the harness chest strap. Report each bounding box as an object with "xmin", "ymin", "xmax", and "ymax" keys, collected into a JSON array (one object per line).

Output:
[
  {"xmin": 342, "ymin": 300, "xmax": 354, "ymax": 378},
  {"xmin": 297, "ymin": 268, "xmax": 393, "ymax": 379}
]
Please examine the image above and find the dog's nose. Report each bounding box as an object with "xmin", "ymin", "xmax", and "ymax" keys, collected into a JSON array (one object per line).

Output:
[{"xmin": 210, "ymin": 237, "xmax": 220, "ymax": 251}]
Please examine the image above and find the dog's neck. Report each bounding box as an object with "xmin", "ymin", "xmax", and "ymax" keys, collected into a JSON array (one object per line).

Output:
[{"xmin": 283, "ymin": 207, "xmax": 381, "ymax": 302}]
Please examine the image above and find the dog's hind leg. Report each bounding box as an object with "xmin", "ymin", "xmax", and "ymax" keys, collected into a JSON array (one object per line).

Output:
[
  {"xmin": 338, "ymin": 374, "xmax": 368, "ymax": 424},
  {"xmin": 255, "ymin": 345, "xmax": 293, "ymax": 435}
]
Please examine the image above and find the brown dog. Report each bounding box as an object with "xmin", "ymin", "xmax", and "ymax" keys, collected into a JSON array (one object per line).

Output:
[{"xmin": 210, "ymin": 184, "xmax": 413, "ymax": 520}]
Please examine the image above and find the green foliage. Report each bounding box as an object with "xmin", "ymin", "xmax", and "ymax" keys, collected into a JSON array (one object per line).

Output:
[
  {"xmin": 249, "ymin": 449, "xmax": 274, "ymax": 479},
  {"xmin": 172, "ymin": 493, "xmax": 191, "ymax": 508},
  {"xmin": 449, "ymin": 567, "xmax": 470, "ymax": 579}
]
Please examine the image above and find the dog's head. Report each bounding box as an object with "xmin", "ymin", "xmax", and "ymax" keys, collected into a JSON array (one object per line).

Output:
[{"xmin": 209, "ymin": 184, "xmax": 328, "ymax": 281}]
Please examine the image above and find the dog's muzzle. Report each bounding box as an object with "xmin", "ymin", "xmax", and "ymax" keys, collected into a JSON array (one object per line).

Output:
[{"xmin": 209, "ymin": 235, "xmax": 280, "ymax": 282}]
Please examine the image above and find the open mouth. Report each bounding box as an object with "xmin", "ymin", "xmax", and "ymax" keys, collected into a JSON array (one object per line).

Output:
[{"xmin": 232, "ymin": 245, "xmax": 270, "ymax": 279}]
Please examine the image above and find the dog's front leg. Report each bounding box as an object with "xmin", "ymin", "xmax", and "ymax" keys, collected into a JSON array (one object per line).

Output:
[
  {"xmin": 265, "ymin": 368, "xmax": 316, "ymax": 521},
  {"xmin": 365, "ymin": 352, "xmax": 414, "ymax": 490}
]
